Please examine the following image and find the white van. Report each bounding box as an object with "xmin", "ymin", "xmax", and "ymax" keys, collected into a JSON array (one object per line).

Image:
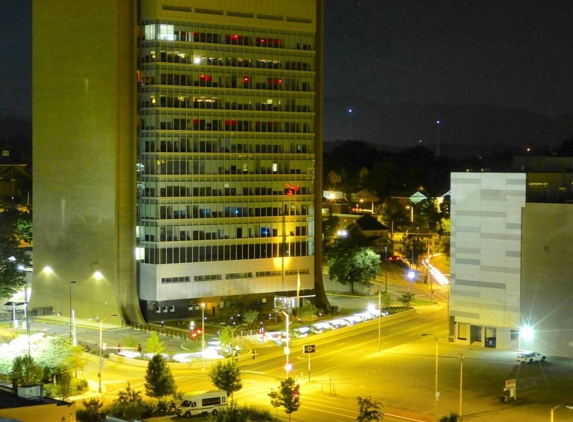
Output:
[{"xmin": 176, "ymin": 390, "xmax": 228, "ymax": 417}]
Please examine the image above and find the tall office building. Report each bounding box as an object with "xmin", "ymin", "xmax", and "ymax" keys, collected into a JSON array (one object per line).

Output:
[{"xmin": 33, "ymin": 0, "xmax": 324, "ymax": 323}]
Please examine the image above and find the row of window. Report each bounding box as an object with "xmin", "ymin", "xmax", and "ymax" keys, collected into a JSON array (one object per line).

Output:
[
  {"xmin": 141, "ymin": 54, "xmax": 313, "ymax": 72},
  {"xmin": 141, "ymin": 119, "xmax": 313, "ymax": 133},
  {"xmin": 141, "ymin": 163, "xmax": 311, "ymax": 177},
  {"xmin": 143, "ymin": 241, "xmax": 311, "ymax": 264},
  {"xmin": 146, "ymin": 140, "xmax": 312, "ymax": 154},
  {"xmin": 143, "ymin": 23, "xmax": 314, "ymax": 51},
  {"xmin": 142, "ymin": 72, "xmax": 313, "ymax": 91},
  {"xmin": 140, "ymin": 97, "xmax": 313, "ymax": 112},
  {"xmin": 139, "ymin": 185, "xmax": 312, "ymax": 197},
  {"xmin": 141, "ymin": 137, "xmax": 313, "ymax": 154},
  {"xmin": 160, "ymin": 268, "xmax": 310, "ymax": 284},
  {"xmin": 146, "ymin": 225, "xmax": 308, "ymax": 242}
]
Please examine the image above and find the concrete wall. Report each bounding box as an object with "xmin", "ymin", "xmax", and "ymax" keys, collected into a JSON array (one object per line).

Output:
[
  {"xmin": 32, "ymin": 0, "xmax": 140, "ymax": 323},
  {"xmin": 521, "ymin": 203, "xmax": 573, "ymax": 357}
]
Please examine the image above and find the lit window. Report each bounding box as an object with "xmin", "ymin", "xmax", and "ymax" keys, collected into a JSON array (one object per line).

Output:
[
  {"xmin": 158, "ymin": 24, "xmax": 175, "ymax": 41},
  {"xmin": 144, "ymin": 24, "xmax": 156, "ymax": 40}
]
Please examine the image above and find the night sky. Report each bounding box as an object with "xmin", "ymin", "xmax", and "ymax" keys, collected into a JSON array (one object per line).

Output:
[{"xmin": 2, "ymin": 0, "xmax": 573, "ymax": 120}]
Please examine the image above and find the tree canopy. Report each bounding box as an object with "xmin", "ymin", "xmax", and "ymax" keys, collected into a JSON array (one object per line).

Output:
[
  {"xmin": 268, "ymin": 377, "xmax": 300, "ymax": 421},
  {"xmin": 209, "ymin": 360, "xmax": 243, "ymax": 398},
  {"xmin": 0, "ymin": 208, "xmax": 32, "ymax": 298},
  {"xmin": 145, "ymin": 354, "xmax": 176, "ymax": 397},
  {"xmin": 326, "ymin": 225, "xmax": 380, "ymax": 294}
]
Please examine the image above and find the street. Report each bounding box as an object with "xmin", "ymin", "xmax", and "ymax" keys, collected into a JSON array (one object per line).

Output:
[{"xmin": 3, "ymin": 278, "xmax": 573, "ymax": 422}]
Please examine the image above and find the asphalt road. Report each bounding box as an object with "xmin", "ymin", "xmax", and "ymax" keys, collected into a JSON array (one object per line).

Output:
[{"xmin": 4, "ymin": 281, "xmax": 573, "ymax": 422}]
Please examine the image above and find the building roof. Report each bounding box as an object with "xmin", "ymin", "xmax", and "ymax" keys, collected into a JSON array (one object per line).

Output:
[
  {"xmin": 0, "ymin": 387, "xmax": 66, "ymax": 410},
  {"xmin": 354, "ymin": 214, "xmax": 389, "ymax": 231}
]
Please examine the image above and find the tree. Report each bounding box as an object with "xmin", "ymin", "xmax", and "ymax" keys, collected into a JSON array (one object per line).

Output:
[
  {"xmin": 268, "ymin": 377, "xmax": 300, "ymax": 421},
  {"xmin": 111, "ymin": 383, "xmax": 146, "ymax": 421},
  {"xmin": 398, "ymin": 293, "xmax": 415, "ymax": 308},
  {"xmin": 77, "ymin": 397, "xmax": 106, "ymax": 422},
  {"xmin": 57, "ymin": 371, "xmax": 72, "ymax": 400},
  {"xmin": 37, "ymin": 336, "xmax": 74, "ymax": 381},
  {"xmin": 144, "ymin": 332, "xmax": 165, "ymax": 355},
  {"xmin": 243, "ymin": 309, "xmax": 259, "ymax": 329},
  {"xmin": 209, "ymin": 360, "xmax": 243, "ymax": 399},
  {"xmin": 145, "ymin": 354, "xmax": 176, "ymax": 397},
  {"xmin": 14, "ymin": 208, "xmax": 33, "ymax": 245},
  {"xmin": 298, "ymin": 303, "xmax": 318, "ymax": 326},
  {"xmin": 67, "ymin": 344, "xmax": 86, "ymax": 378},
  {"xmin": 12, "ymin": 355, "xmax": 43, "ymax": 385},
  {"xmin": 356, "ymin": 396, "xmax": 383, "ymax": 421},
  {"xmin": 328, "ymin": 246, "xmax": 380, "ymax": 294},
  {"xmin": 218, "ymin": 326, "xmax": 236, "ymax": 356},
  {"xmin": 439, "ymin": 412, "xmax": 459, "ymax": 422},
  {"xmin": 0, "ymin": 208, "xmax": 32, "ymax": 297}
]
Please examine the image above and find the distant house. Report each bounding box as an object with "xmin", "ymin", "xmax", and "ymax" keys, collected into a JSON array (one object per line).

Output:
[
  {"xmin": 350, "ymin": 189, "xmax": 379, "ymax": 214},
  {"xmin": 0, "ymin": 164, "xmax": 31, "ymax": 206},
  {"xmin": 351, "ymin": 214, "xmax": 392, "ymax": 254}
]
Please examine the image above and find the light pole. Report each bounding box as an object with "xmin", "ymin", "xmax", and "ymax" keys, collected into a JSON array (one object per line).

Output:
[
  {"xmin": 99, "ymin": 314, "xmax": 118, "ymax": 393},
  {"xmin": 422, "ymin": 334, "xmax": 439, "ymax": 416},
  {"xmin": 550, "ymin": 404, "xmax": 573, "ymax": 422},
  {"xmin": 280, "ymin": 310, "xmax": 290, "ymax": 378},
  {"xmin": 405, "ymin": 227, "xmax": 419, "ymax": 269},
  {"xmin": 201, "ymin": 303, "xmax": 206, "ymax": 368},
  {"xmin": 390, "ymin": 218, "xmax": 403, "ymax": 242},
  {"xmin": 459, "ymin": 353, "xmax": 465, "ymax": 420},
  {"xmin": 378, "ymin": 291, "xmax": 381, "ymax": 353},
  {"xmin": 384, "ymin": 245, "xmax": 388, "ymax": 293},
  {"xmin": 69, "ymin": 281, "xmax": 76, "ymax": 340}
]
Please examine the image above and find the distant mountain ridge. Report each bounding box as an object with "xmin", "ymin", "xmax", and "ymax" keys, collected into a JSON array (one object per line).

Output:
[{"xmin": 324, "ymin": 96, "xmax": 573, "ymax": 159}]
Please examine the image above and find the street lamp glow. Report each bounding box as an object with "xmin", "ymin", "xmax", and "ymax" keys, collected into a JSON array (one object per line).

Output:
[
  {"xmin": 520, "ymin": 325, "xmax": 534, "ymax": 342},
  {"xmin": 93, "ymin": 270, "xmax": 103, "ymax": 280},
  {"xmin": 407, "ymin": 270, "xmax": 417, "ymax": 281},
  {"xmin": 43, "ymin": 266, "xmax": 53, "ymax": 275},
  {"xmin": 551, "ymin": 405, "xmax": 573, "ymax": 422}
]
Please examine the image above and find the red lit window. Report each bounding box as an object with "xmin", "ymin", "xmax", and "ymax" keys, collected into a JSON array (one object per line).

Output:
[
  {"xmin": 243, "ymin": 76, "xmax": 250, "ymax": 83},
  {"xmin": 225, "ymin": 120, "xmax": 237, "ymax": 126},
  {"xmin": 193, "ymin": 118, "xmax": 199, "ymax": 125},
  {"xmin": 268, "ymin": 79, "xmax": 283, "ymax": 85}
]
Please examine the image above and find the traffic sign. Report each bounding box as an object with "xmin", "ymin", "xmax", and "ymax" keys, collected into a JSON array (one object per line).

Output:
[{"xmin": 303, "ymin": 344, "xmax": 316, "ymax": 354}]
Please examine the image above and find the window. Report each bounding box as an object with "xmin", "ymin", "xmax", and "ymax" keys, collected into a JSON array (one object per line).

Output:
[
  {"xmin": 144, "ymin": 24, "xmax": 156, "ymax": 40},
  {"xmin": 158, "ymin": 24, "xmax": 175, "ymax": 41},
  {"xmin": 203, "ymin": 397, "xmax": 222, "ymax": 406}
]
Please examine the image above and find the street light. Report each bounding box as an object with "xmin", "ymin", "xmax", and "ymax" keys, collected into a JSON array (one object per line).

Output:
[
  {"xmin": 99, "ymin": 314, "xmax": 118, "ymax": 393},
  {"xmin": 201, "ymin": 303, "xmax": 206, "ymax": 368},
  {"xmin": 550, "ymin": 404, "xmax": 573, "ymax": 422},
  {"xmin": 422, "ymin": 334, "xmax": 439, "ymax": 416},
  {"xmin": 459, "ymin": 353, "xmax": 465, "ymax": 419},
  {"xmin": 280, "ymin": 310, "xmax": 290, "ymax": 378},
  {"xmin": 405, "ymin": 227, "xmax": 419, "ymax": 269},
  {"xmin": 69, "ymin": 281, "xmax": 76, "ymax": 340},
  {"xmin": 390, "ymin": 218, "xmax": 403, "ymax": 242}
]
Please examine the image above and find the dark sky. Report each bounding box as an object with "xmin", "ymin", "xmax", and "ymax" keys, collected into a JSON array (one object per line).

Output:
[{"xmin": 2, "ymin": 0, "xmax": 573, "ymax": 120}]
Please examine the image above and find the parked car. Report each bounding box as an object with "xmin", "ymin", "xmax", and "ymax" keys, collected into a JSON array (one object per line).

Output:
[
  {"xmin": 327, "ymin": 318, "xmax": 350, "ymax": 328},
  {"xmin": 517, "ymin": 351, "xmax": 546, "ymax": 364},
  {"xmin": 311, "ymin": 322, "xmax": 333, "ymax": 333},
  {"xmin": 3, "ymin": 301, "xmax": 27, "ymax": 310}
]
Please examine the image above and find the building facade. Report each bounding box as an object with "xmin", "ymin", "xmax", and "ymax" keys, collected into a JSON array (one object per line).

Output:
[
  {"xmin": 450, "ymin": 173, "xmax": 525, "ymax": 348},
  {"xmin": 450, "ymin": 171, "xmax": 573, "ymax": 357},
  {"xmin": 33, "ymin": 0, "xmax": 323, "ymax": 323}
]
